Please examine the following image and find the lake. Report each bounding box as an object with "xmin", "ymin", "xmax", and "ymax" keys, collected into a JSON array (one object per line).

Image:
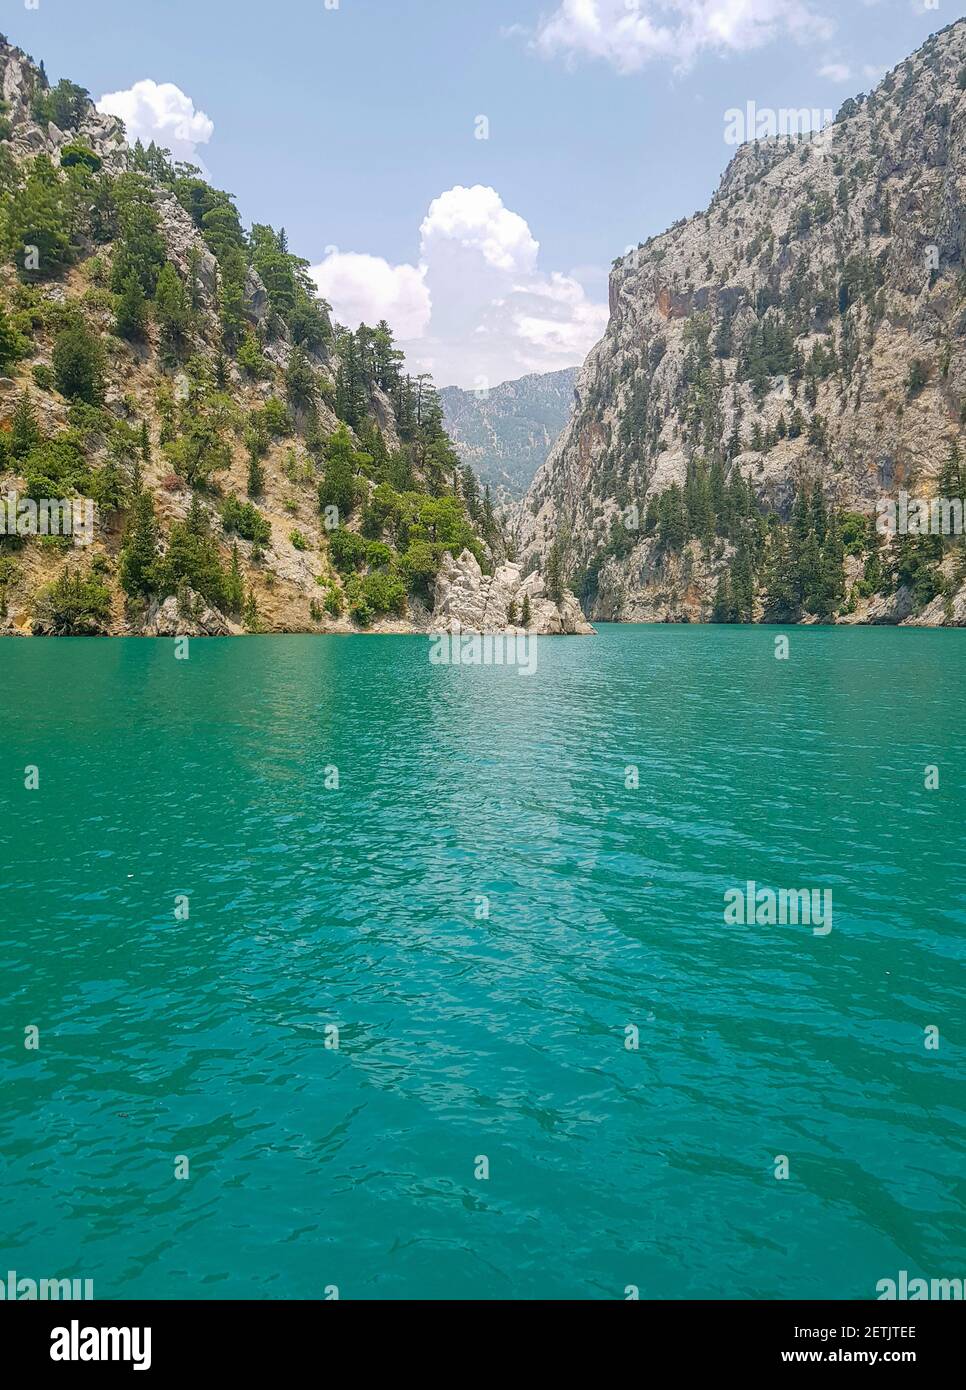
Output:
[{"xmin": 0, "ymin": 625, "xmax": 963, "ymax": 1299}]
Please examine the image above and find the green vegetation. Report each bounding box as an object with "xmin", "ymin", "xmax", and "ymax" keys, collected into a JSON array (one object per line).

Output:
[
  {"xmin": 0, "ymin": 297, "xmax": 29, "ymax": 369},
  {"xmin": 34, "ymin": 565, "xmax": 112, "ymax": 635},
  {"xmin": 222, "ymin": 495, "xmax": 271, "ymax": 545},
  {"xmin": 0, "ymin": 50, "xmax": 499, "ymax": 634},
  {"xmin": 152, "ymin": 495, "xmax": 231, "ymax": 609},
  {"xmin": 52, "ymin": 310, "xmax": 106, "ymax": 403}
]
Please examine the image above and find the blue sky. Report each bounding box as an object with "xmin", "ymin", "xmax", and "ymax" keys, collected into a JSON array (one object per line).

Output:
[{"xmin": 6, "ymin": 0, "xmax": 956, "ymax": 385}]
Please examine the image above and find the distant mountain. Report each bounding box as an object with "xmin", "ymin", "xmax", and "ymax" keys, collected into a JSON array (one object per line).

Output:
[{"xmin": 440, "ymin": 368, "xmax": 578, "ymax": 504}]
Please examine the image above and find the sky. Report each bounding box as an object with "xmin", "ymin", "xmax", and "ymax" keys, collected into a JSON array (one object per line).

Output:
[{"xmin": 4, "ymin": 0, "xmax": 957, "ymax": 387}]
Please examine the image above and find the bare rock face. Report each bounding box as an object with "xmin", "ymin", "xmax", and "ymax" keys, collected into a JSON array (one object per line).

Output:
[
  {"xmin": 0, "ymin": 40, "xmax": 126, "ymax": 171},
  {"xmin": 903, "ymin": 586, "xmax": 966, "ymax": 626},
  {"xmin": 155, "ymin": 192, "xmax": 219, "ymax": 300},
  {"xmin": 142, "ymin": 591, "xmax": 237, "ymax": 637},
  {"xmin": 515, "ymin": 20, "xmax": 966, "ymax": 627},
  {"xmin": 430, "ymin": 549, "xmax": 594, "ymax": 635}
]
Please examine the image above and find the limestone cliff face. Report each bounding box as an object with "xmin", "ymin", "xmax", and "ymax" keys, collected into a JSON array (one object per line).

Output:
[
  {"xmin": 517, "ymin": 20, "xmax": 966, "ymax": 626},
  {"xmin": 1, "ymin": 45, "xmax": 126, "ymax": 170}
]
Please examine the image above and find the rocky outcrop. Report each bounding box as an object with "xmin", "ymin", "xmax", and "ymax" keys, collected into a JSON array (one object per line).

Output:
[
  {"xmin": 430, "ymin": 548, "xmax": 594, "ymax": 635},
  {"xmin": 142, "ymin": 590, "xmax": 238, "ymax": 637},
  {"xmin": 0, "ymin": 38, "xmax": 126, "ymax": 171},
  {"xmin": 0, "ymin": 35, "xmax": 490, "ymax": 640}
]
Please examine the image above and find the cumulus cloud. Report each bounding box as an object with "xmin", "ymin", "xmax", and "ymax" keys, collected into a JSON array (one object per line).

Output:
[
  {"xmin": 310, "ymin": 185, "xmax": 608, "ymax": 389},
  {"xmin": 419, "ymin": 184, "xmax": 539, "ymax": 274},
  {"xmin": 533, "ymin": 0, "xmax": 835, "ymax": 74},
  {"xmin": 96, "ymin": 79, "xmax": 214, "ymax": 165},
  {"xmin": 311, "ymin": 253, "xmax": 432, "ymax": 340}
]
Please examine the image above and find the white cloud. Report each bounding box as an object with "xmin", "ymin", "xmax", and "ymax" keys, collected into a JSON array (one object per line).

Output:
[
  {"xmin": 534, "ymin": 0, "xmax": 835, "ymax": 74},
  {"xmin": 819, "ymin": 59, "xmax": 888, "ymax": 85},
  {"xmin": 96, "ymin": 79, "xmax": 214, "ymax": 165},
  {"xmin": 420, "ymin": 185, "xmax": 539, "ymax": 275},
  {"xmin": 311, "ymin": 253, "xmax": 432, "ymax": 340},
  {"xmin": 310, "ymin": 185, "xmax": 607, "ymax": 389}
]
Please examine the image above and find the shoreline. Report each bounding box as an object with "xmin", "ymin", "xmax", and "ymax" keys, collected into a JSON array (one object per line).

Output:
[{"xmin": 4, "ymin": 618, "xmax": 964, "ymax": 639}]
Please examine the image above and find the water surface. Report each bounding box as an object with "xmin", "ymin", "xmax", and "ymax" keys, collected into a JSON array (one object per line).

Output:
[{"xmin": 0, "ymin": 625, "xmax": 963, "ymax": 1299}]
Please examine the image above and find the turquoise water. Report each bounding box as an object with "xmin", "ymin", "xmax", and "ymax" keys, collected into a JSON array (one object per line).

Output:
[{"xmin": 0, "ymin": 625, "xmax": 963, "ymax": 1300}]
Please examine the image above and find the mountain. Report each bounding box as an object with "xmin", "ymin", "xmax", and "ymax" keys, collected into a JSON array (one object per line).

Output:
[
  {"xmin": 440, "ymin": 367, "xmax": 577, "ymax": 505},
  {"xmin": 0, "ymin": 35, "xmax": 585, "ymax": 637},
  {"xmin": 517, "ymin": 19, "xmax": 966, "ymax": 628}
]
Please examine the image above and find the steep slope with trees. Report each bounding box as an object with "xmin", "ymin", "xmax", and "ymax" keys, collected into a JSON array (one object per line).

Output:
[
  {"xmin": 517, "ymin": 19, "xmax": 966, "ymax": 627},
  {"xmin": 0, "ymin": 35, "xmax": 519, "ymax": 636}
]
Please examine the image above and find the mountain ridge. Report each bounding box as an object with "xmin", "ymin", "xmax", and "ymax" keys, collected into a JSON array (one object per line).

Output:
[
  {"xmin": 440, "ymin": 366, "xmax": 578, "ymax": 506},
  {"xmin": 517, "ymin": 18, "xmax": 966, "ymax": 627}
]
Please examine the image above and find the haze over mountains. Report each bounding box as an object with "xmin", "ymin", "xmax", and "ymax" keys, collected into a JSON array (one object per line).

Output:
[{"xmin": 440, "ymin": 367, "xmax": 577, "ymax": 506}]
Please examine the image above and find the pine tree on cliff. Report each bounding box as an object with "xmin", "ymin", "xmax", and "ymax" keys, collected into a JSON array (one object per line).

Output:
[
  {"xmin": 811, "ymin": 511, "xmax": 845, "ymax": 620},
  {"xmin": 482, "ymin": 485, "xmax": 495, "ymax": 540},
  {"xmin": 712, "ymin": 573, "xmax": 734, "ymax": 623},
  {"xmin": 226, "ymin": 543, "xmax": 244, "ymax": 615},
  {"xmin": 243, "ymin": 586, "xmax": 260, "ymax": 633},
  {"xmin": 545, "ymin": 542, "xmax": 564, "ymax": 604},
  {"xmin": 763, "ymin": 527, "xmax": 797, "ymax": 621},
  {"xmin": 119, "ymin": 491, "xmax": 159, "ymax": 597},
  {"xmin": 0, "ymin": 301, "xmax": 28, "ymax": 372},
  {"xmin": 521, "ymin": 593, "xmax": 532, "ymax": 628},
  {"xmin": 115, "ymin": 271, "xmax": 147, "ymax": 340},
  {"xmin": 729, "ymin": 542, "xmax": 755, "ymax": 622},
  {"xmin": 154, "ymin": 263, "xmax": 191, "ymax": 362},
  {"xmin": 10, "ymin": 388, "xmax": 40, "ymax": 459},
  {"xmin": 285, "ymin": 346, "xmax": 316, "ymax": 417}
]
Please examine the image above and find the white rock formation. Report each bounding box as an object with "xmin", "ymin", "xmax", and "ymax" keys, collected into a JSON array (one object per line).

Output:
[{"xmin": 430, "ymin": 548, "xmax": 594, "ymax": 635}]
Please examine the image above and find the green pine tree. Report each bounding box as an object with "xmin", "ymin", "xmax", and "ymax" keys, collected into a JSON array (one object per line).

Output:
[
  {"xmin": 712, "ymin": 572, "xmax": 735, "ymax": 623},
  {"xmin": 119, "ymin": 490, "xmax": 159, "ymax": 597},
  {"xmin": 154, "ymin": 262, "xmax": 191, "ymax": 362},
  {"xmin": 0, "ymin": 300, "xmax": 29, "ymax": 371},
  {"xmin": 114, "ymin": 271, "xmax": 148, "ymax": 340},
  {"xmin": 226, "ymin": 542, "xmax": 244, "ymax": 615},
  {"xmin": 9, "ymin": 388, "xmax": 41, "ymax": 460},
  {"xmin": 242, "ymin": 585, "xmax": 260, "ymax": 632}
]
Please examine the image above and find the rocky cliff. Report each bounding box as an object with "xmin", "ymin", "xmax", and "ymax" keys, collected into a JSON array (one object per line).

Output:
[
  {"xmin": 516, "ymin": 19, "xmax": 966, "ymax": 627},
  {"xmin": 0, "ymin": 35, "xmax": 585, "ymax": 639}
]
